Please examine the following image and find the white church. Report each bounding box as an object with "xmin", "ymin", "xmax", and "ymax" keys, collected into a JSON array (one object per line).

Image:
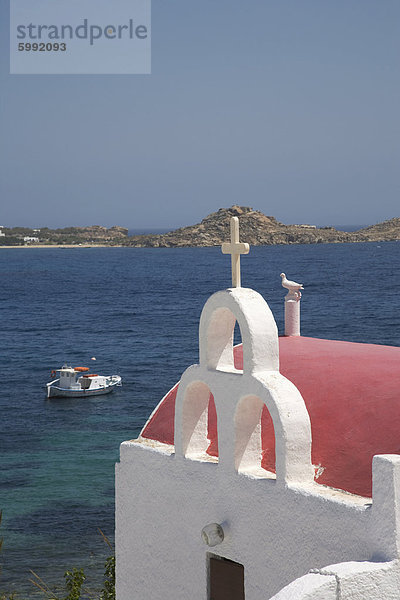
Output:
[{"xmin": 116, "ymin": 217, "xmax": 400, "ymax": 599}]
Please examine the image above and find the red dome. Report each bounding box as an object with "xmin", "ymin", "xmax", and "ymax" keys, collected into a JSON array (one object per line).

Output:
[{"xmin": 141, "ymin": 337, "xmax": 400, "ymax": 498}]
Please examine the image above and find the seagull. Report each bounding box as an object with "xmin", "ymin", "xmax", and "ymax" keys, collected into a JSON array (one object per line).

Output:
[{"xmin": 280, "ymin": 273, "xmax": 304, "ymax": 295}]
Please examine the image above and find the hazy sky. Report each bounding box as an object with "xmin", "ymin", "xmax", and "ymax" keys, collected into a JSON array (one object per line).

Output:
[{"xmin": 1, "ymin": 0, "xmax": 399, "ymax": 229}]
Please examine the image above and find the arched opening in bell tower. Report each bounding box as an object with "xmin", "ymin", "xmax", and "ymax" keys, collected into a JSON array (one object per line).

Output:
[
  {"xmin": 234, "ymin": 395, "xmax": 276, "ymax": 478},
  {"xmin": 181, "ymin": 381, "xmax": 219, "ymax": 463}
]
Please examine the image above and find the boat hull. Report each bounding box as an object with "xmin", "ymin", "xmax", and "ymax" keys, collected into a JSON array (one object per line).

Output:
[{"xmin": 46, "ymin": 377, "xmax": 121, "ymax": 399}]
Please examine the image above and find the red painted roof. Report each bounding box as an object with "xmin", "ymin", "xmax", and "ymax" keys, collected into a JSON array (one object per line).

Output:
[{"xmin": 141, "ymin": 337, "xmax": 400, "ymax": 498}]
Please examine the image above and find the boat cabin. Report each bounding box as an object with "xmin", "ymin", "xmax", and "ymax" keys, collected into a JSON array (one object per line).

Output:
[{"xmin": 57, "ymin": 366, "xmax": 81, "ymax": 390}]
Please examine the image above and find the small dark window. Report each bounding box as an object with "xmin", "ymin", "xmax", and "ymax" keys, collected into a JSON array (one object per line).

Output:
[{"xmin": 209, "ymin": 555, "xmax": 245, "ymax": 600}]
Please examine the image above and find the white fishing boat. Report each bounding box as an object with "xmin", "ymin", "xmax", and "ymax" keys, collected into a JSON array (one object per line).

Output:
[{"xmin": 46, "ymin": 365, "xmax": 122, "ymax": 399}]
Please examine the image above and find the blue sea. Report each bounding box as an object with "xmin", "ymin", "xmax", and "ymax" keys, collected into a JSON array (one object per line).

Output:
[{"xmin": 1, "ymin": 243, "xmax": 399, "ymax": 597}]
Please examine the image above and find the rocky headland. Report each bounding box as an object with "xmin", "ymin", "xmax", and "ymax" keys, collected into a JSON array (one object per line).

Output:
[{"xmin": 123, "ymin": 206, "xmax": 400, "ymax": 247}]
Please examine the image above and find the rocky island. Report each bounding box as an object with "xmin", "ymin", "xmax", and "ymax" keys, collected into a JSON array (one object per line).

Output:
[{"xmin": 1, "ymin": 206, "xmax": 399, "ymax": 247}]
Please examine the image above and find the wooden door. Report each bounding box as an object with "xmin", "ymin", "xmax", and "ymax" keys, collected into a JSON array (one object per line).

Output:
[{"xmin": 209, "ymin": 556, "xmax": 245, "ymax": 600}]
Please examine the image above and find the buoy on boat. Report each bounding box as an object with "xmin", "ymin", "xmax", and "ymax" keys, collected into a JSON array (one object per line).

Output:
[{"xmin": 74, "ymin": 367, "xmax": 90, "ymax": 372}]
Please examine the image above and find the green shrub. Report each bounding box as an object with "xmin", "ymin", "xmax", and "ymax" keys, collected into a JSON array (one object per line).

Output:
[
  {"xmin": 100, "ymin": 556, "xmax": 115, "ymax": 600},
  {"xmin": 62, "ymin": 568, "xmax": 85, "ymax": 600}
]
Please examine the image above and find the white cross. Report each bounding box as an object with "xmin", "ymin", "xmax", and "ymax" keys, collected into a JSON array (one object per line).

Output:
[{"xmin": 221, "ymin": 216, "xmax": 250, "ymax": 287}]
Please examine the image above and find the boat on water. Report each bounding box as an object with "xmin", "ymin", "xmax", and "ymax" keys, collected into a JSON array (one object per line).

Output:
[{"xmin": 46, "ymin": 365, "xmax": 122, "ymax": 398}]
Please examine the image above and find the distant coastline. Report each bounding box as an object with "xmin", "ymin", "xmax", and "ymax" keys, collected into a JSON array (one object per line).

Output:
[
  {"xmin": 1, "ymin": 207, "xmax": 399, "ymax": 248},
  {"xmin": 0, "ymin": 244, "xmax": 117, "ymax": 249}
]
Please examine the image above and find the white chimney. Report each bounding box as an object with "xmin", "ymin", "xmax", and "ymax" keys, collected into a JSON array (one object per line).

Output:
[{"xmin": 280, "ymin": 273, "xmax": 303, "ymax": 337}]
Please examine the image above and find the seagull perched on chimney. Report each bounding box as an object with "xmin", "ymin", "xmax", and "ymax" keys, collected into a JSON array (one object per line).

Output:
[{"xmin": 280, "ymin": 273, "xmax": 304, "ymax": 298}]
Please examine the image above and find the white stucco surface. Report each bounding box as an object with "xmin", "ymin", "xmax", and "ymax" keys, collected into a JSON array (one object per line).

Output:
[
  {"xmin": 115, "ymin": 287, "xmax": 400, "ymax": 599},
  {"xmin": 271, "ymin": 560, "xmax": 400, "ymax": 599}
]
